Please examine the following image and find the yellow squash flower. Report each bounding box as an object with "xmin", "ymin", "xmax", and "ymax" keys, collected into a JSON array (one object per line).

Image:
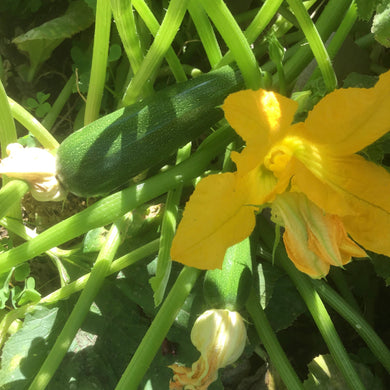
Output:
[
  {"xmin": 169, "ymin": 309, "xmax": 246, "ymax": 390},
  {"xmin": 171, "ymin": 70, "xmax": 390, "ymax": 278}
]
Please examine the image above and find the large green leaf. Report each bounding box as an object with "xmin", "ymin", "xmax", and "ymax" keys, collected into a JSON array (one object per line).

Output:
[{"xmin": 13, "ymin": 0, "xmax": 94, "ymax": 81}]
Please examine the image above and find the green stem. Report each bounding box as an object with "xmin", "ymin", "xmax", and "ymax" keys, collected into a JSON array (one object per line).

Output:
[
  {"xmin": 199, "ymin": 0, "xmax": 262, "ymax": 89},
  {"xmin": 0, "ymin": 126, "xmax": 235, "ymax": 275},
  {"xmin": 84, "ymin": 0, "xmax": 112, "ymax": 125},
  {"xmin": 0, "ymin": 239, "xmax": 159, "ymax": 349},
  {"xmin": 41, "ymin": 74, "xmax": 76, "ymax": 132},
  {"xmin": 282, "ymin": 0, "xmax": 352, "ymax": 86},
  {"xmin": 257, "ymin": 216, "xmax": 365, "ymax": 390},
  {"xmin": 110, "ymin": 0, "xmax": 153, "ymax": 97},
  {"xmin": 286, "ymin": 0, "xmax": 337, "ymax": 91},
  {"xmin": 246, "ymin": 288, "xmax": 304, "ymax": 390},
  {"xmin": 150, "ymin": 142, "xmax": 191, "ymax": 306},
  {"xmin": 28, "ymin": 214, "xmax": 132, "ymax": 390},
  {"xmin": 8, "ymin": 98, "xmax": 59, "ymax": 149},
  {"xmin": 122, "ymin": 0, "xmax": 189, "ymax": 105},
  {"xmin": 217, "ymin": 0, "xmax": 285, "ymax": 68},
  {"xmin": 306, "ymin": 1, "xmax": 358, "ymax": 86},
  {"xmin": 312, "ymin": 278, "xmax": 390, "ymax": 374},
  {"xmin": 0, "ymin": 180, "xmax": 29, "ymax": 220},
  {"xmin": 0, "ymin": 80, "xmax": 17, "ymax": 158},
  {"xmin": 115, "ymin": 266, "xmax": 202, "ymax": 390},
  {"xmin": 132, "ymin": 0, "xmax": 187, "ymax": 83},
  {"xmin": 188, "ymin": 0, "xmax": 222, "ymax": 68}
]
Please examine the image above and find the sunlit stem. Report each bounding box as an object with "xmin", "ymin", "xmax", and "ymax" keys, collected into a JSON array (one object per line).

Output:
[
  {"xmin": 122, "ymin": 0, "xmax": 190, "ymax": 105},
  {"xmin": 8, "ymin": 98, "xmax": 59, "ymax": 149},
  {"xmin": 286, "ymin": 0, "xmax": 337, "ymax": 91},
  {"xmin": 84, "ymin": 0, "xmax": 112, "ymax": 125}
]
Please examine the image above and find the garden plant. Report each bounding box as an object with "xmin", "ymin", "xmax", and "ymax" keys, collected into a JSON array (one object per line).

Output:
[{"xmin": 0, "ymin": 0, "xmax": 390, "ymax": 389}]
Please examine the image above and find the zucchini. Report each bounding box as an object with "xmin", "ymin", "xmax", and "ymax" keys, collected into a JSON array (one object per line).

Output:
[
  {"xmin": 203, "ymin": 238, "xmax": 252, "ymax": 312},
  {"xmin": 56, "ymin": 66, "xmax": 244, "ymax": 197}
]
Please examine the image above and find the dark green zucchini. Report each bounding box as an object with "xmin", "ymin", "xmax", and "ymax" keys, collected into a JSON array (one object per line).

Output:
[{"xmin": 56, "ymin": 66, "xmax": 244, "ymax": 197}]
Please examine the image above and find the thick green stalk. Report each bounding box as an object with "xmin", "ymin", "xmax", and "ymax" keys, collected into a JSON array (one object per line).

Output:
[
  {"xmin": 217, "ymin": 0, "xmax": 285, "ymax": 67},
  {"xmin": 28, "ymin": 215, "xmax": 132, "ymax": 390},
  {"xmin": 0, "ymin": 180, "xmax": 29, "ymax": 220},
  {"xmin": 122, "ymin": 0, "xmax": 189, "ymax": 105},
  {"xmin": 199, "ymin": 0, "xmax": 262, "ymax": 89},
  {"xmin": 282, "ymin": 0, "xmax": 352, "ymax": 85},
  {"xmin": 150, "ymin": 142, "xmax": 191, "ymax": 306},
  {"xmin": 312, "ymin": 279, "xmax": 390, "ymax": 374},
  {"xmin": 0, "ymin": 126, "xmax": 235, "ymax": 275},
  {"xmin": 282, "ymin": 260, "xmax": 365, "ymax": 390},
  {"xmin": 8, "ymin": 98, "xmax": 59, "ymax": 150},
  {"xmin": 286, "ymin": 0, "xmax": 337, "ymax": 91},
  {"xmin": 132, "ymin": 0, "xmax": 187, "ymax": 83},
  {"xmin": 84, "ymin": 0, "xmax": 112, "ymax": 125},
  {"xmin": 188, "ymin": 0, "xmax": 222, "ymax": 68},
  {"xmin": 111, "ymin": 0, "xmax": 143, "ymax": 73},
  {"xmin": 115, "ymin": 266, "xmax": 201, "ymax": 390},
  {"xmin": 110, "ymin": 0, "xmax": 153, "ymax": 97},
  {"xmin": 246, "ymin": 288, "xmax": 304, "ymax": 390},
  {"xmin": 41, "ymin": 74, "xmax": 76, "ymax": 132},
  {"xmin": 305, "ymin": 1, "xmax": 358, "ymax": 86},
  {"xmin": 0, "ymin": 80, "xmax": 17, "ymax": 158}
]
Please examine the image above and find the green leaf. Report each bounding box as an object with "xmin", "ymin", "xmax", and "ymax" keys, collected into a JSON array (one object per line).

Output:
[
  {"xmin": 108, "ymin": 44, "xmax": 122, "ymax": 62},
  {"xmin": 36, "ymin": 91, "xmax": 50, "ymax": 104},
  {"xmin": 370, "ymin": 253, "xmax": 390, "ymax": 286},
  {"xmin": 12, "ymin": 0, "xmax": 94, "ymax": 80},
  {"xmin": 257, "ymin": 262, "xmax": 307, "ymax": 332},
  {"xmin": 356, "ymin": 0, "xmax": 380, "ymax": 20},
  {"xmin": 303, "ymin": 354, "xmax": 383, "ymax": 389},
  {"xmin": 13, "ymin": 263, "xmax": 30, "ymax": 282},
  {"xmin": 372, "ymin": 1, "xmax": 390, "ymax": 47}
]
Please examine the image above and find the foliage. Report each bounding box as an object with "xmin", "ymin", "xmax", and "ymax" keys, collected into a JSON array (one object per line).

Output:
[{"xmin": 0, "ymin": 1, "xmax": 390, "ymax": 389}]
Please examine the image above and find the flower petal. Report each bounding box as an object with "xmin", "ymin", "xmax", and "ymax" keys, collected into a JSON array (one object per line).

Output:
[
  {"xmin": 223, "ymin": 89, "xmax": 298, "ymax": 173},
  {"xmin": 303, "ymin": 70, "xmax": 390, "ymax": 155},
  {"xmin": 293, "ymin": 153, "xmax": 390, "ymax": 256},
  {"xmin": 342, "ymin": 198, "xmax": 390, "ymax": 256},
  {"xmin": 171, "ymin": 173, "xmax": 257, "ymax": 269}
]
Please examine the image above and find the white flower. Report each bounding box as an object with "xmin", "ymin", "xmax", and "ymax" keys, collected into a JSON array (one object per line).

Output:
[
  {"xmin": 0, "ymin": 143, "xmax": 67, "ymax": 201},
  {"xmin": 169, "ymin": 309, "xmax": 247, "ymax": 389}
]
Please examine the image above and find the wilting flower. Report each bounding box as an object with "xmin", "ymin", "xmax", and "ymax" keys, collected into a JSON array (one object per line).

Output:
[
  {"xmin": 169, "ymin": 309, "xmax": 246, "ymax": 389},
  {"xmin": 0, "ymin": 143, "xmax": 66, "ymax": 201},
  {"xmin": 171, "ymin": 70, "xmax": 390, "ymax": 277}
]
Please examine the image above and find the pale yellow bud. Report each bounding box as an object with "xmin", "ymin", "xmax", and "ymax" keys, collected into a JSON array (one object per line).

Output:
[
  {"xmin": 169, "ymin": 309, "xmax": 246, "ymax": 390},
  {"xmin": 0, "ymin": 143, "xmax": 67, "ymax": 201}
]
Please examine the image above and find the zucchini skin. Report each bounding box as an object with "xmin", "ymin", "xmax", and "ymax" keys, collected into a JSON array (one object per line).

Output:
[{"xmin": 56, "ymin": 66, "xmax": 244, "ymax": 197}]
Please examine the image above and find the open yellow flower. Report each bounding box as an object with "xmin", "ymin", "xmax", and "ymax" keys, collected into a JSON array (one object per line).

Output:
[{"xmin": 171, "ymin": 70, "xmax": 390, "ymax": 277}]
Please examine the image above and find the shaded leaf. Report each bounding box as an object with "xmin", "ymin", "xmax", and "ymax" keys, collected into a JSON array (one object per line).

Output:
[
  {"xmin": 13, "ymin": 0, "xmax": 94, "ymax": 80},
  {"xmin": 356, "ymin": 0, "xmax": 379, "ymax": 20},
  {"xmin": 257, "ymin": 262, "xmax": 307, "ymax": 332},
  {"xmin": 303, "ymin": 354, "xmax": 383, "ymax": 389}
]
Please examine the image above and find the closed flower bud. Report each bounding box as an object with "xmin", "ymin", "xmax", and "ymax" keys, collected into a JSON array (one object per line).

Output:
[
  {"xmin": 169, "ymin": 309, "xmax": 246, "ymax": 389},
  {"xmin": 0, "ymin": 143, "xmax": 67, "ymax": 201}
]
